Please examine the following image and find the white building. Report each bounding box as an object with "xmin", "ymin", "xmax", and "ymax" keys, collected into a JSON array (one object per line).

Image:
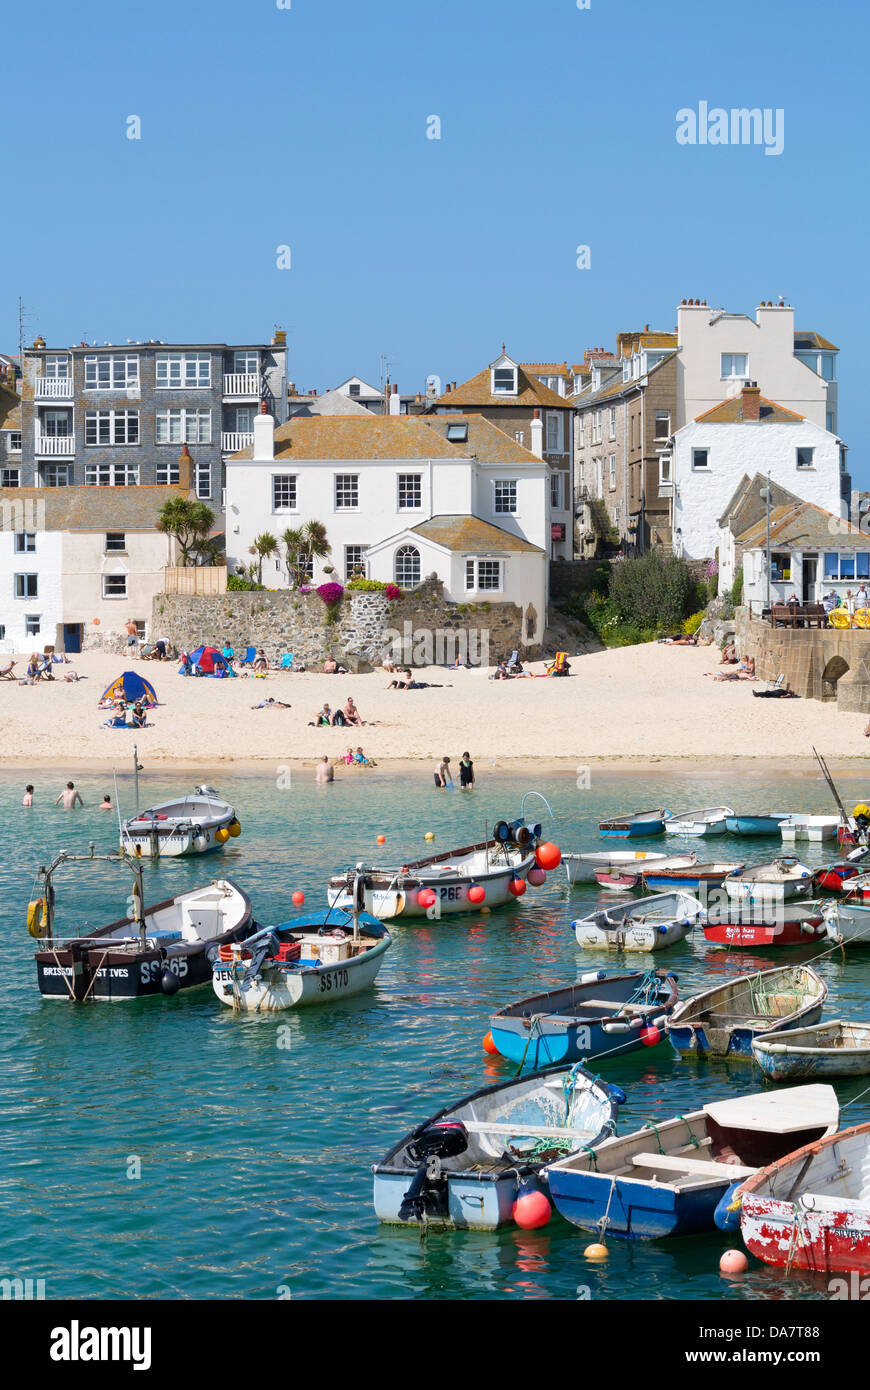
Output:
[
  {"xmin": 734, "ymin": 499, "xmax": 870, "ymax": 613},
  {"xmin": 671, "ymin": 384, "xmax": 847, "ymax": 561},
  {"xmin": 225, "ymin": 410, "xmax": 549, "ymax": 635},
  {"xmin": 675, "ymin": 299, "xmax": 838, "ymax": 433},
  {"xmin": 0, "ymin": 486, "xmax": 182, "ymax": 653}
]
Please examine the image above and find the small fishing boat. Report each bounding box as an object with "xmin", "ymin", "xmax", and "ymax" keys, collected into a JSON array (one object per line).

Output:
[
  {"xmin": 734, "ymin": 1122, "xmax": 870, "ymax": 1274},
  {"xmin": 813, "ymin": 861, "xmax": 862, "ymax": 894},
  {"xmin": 752, "ymin": 1020, "xmax": 870, "ymax": 1080},
  {"xmin": 594, "ymin": 854, "xmax": 697, "ymax": 892},
  {"xmin": 547, "ymin": 1085, "xmax": 839, "ymax": 1241},
  {"xmin": 328, "ymin": 827, "xmax": 538, "ymax": 920},
  {"xmin": 819, "ymin": 898, "xmax": 870, "ymax": 945},
  {"xmin": 488, "ymin": 969, "xmax": 679, "ymax": 1070},
  {"xmin": 664, "ymin": 806, "xmax": 734, "ymax": 837},
  {"xmin": 563, "ymin": 850, "xmax": 681, "ymax": 885},
  {"xmin": 724, "ymin": 813, "xmax": 793, "ymax": 836},
  {"xmin": 666, "ymin": 963, "xmax": 828, "ymax": 1057},
  {"xmin": 701, "ymin": 901, "xmax": 827, "ymax": 949},
  {"xmin": 640, "ymin": 862, "xmax": 744, "ymax": 894},
  {"xmin": 372, "ymin": 1064, "xmax": 622, "ymax": 1230},
  {"xmin": 834, "ymin": 871, "xmax": 870, "ymax": 902},
  {"xmin": 598, "ymin": 809, "xmax": 670, "ymax": 839},
  {"xmin": 211, "ymin": 907, "xmax": 391, "ymax": 1011},
  {"xmin": 779, "ymin": 814, "xmax": 841, "ymax": 843},
  {"xmin": 121, "ymin": 785, "xmax": 239, "ymax": 858},
  {"xmin": 30, "ymin": 857, "xmax": 255, "ymax": 1001},
  {"xmin": 573, "ymin": 891, "xmax": 704, "ymax": 952},
  {"xmin": 723, "ymin": 858, "xmax": 813, "ymax": 903}
]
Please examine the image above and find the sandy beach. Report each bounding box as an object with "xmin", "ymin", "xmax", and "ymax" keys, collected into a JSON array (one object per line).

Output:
[{"xmin": 1, "ymin": 644, "xmax": 869, "ymax": 769}]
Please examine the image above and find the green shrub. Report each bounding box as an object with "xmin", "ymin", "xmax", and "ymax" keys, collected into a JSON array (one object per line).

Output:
[
  {"xmin": 609, "ymin": 553, "xmax": 695, "ymax": 632},
  {"xmin": 683, "ymin": 611, "xmax": 705, "ymax": 635},
  {"xmin": 227, "ymin": 575, "xmax": 265, "ymax": 591},
  {"xmin": 346, "ymin": 577, "xmax": 388, "ymax": 592},
  {"xmin": 731, "ymin": 566, "xmax": 743, "ymax": 606}
]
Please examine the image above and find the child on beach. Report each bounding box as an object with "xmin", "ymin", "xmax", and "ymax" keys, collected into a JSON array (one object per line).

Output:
[
  {"xmin": 434, "ymin": 756, "xmax": 453, "ymax": 788},
  {"xmin": 459, "ymin": 753, "xmax": 474, "ymax": 789}
]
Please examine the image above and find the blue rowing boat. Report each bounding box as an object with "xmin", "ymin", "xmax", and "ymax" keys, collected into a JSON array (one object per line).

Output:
[
  {"xmin": 598, "ymin": 808, "xmax": 670, "ymax": 839},
  {"xmin": 724, "ymin": 813, "xmax": 793, "ymax": 836},
  {"xmin": 546, "ymin": 1086, "xmax": 839, "ymax": 1240},
  {"xmin": 488, "ymin": 969, "xmax": 679, "ymax": 1070}
]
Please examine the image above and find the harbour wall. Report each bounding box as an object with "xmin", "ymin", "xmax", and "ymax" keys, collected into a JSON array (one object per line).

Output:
[
  {"xmin": 151, "ymin": 577, "xmax": 534, "ymax": 670},
  {"xmin": 736, "ymin": 608, "xmax": 870, "ymax": 712}
]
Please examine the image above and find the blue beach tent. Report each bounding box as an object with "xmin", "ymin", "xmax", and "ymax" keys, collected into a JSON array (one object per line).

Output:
[{"xmin": 99, "ymin": 671, "xmax": 158, "ymax": 705}]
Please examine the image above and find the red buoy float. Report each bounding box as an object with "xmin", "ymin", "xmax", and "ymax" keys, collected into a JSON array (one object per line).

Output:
[
  {"xmin": 527, "ymin": 867, "xmax": 546, "ymax": 887},
  {"xmin": 468, "ymin": 884, "xmax": 486, "ymax": 904},
  {"xmin": 512, "ymin": 1176, "xmax": 552, "ymax": 1230},
  {"xmin": 508, "ymin": 878, "xmax": 526, "ymax": 897},
  {"xmin": 417, "ymin": 888, "xmax": 437, "ymax": 909},
  {"xmin": 482, "ymin": 1031, "xmax": 498, "ymax": 1054},
  {"xmin": 639, "ymin": 1025, "xmax": 661, "ymax": 1047},
  {"xmin": 535, "ymin": 843, "xmax": 561, "ymax": 871},
  {"xmin": 292, "ymin": 890, "xmax": 305, "ymax": 906}
]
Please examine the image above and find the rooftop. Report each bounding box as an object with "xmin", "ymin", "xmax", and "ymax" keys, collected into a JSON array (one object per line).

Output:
[
  {"xmin": 409, "ymin": 514, "xmax": 544, "ymax": 553},
  {"xmin": 736, "ymin": 500, "xmax": 863, "ymax": 551},
  {"xmin": 434, "ymin": 362, "xmax": 571, "ymax": 411},
  {"xmin": 0, "ymin": 485, "xmax": 192, "ymax": 531},
  {"xmin": 694, "ymin": 393, "xmax": 804, "ymax": 425}
]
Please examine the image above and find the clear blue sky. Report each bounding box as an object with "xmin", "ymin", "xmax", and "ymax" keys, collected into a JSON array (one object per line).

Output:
[{"xmin": 2, "ymin": 0, "xmax": 866, "ymax": 477}]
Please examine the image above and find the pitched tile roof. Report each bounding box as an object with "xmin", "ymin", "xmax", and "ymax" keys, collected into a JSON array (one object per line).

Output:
[
  {"xmin": 0, "ymin": 485, "xmax": 192, "ymax": 530},
  {"xmin": 521, "ymin": 362, "xmax": 571, "ymax": 375},
  {"xmin": 717, "ymin": 472, "xmax": 802, "ymax": 530},
  {"xmin": 794, "ymin": 331, "xmax": 838, "ymax": 352},
  {"xmin": 409, "ymin": 514, "xmax": 544, "ymax": 553},
  {"xmin": 287, "ymin": 388, "xmax": 372, "ymax": 418},
  {"xmin": 572, "ymin": 351, "xmax": 676, "ymax": 407},
  {"xmin": 236, "ymin": 416, "xmax": 463, "ymax": 461},
  {"xmin": 736, "ymin": 500, "xmax": 863, "ymax": 550},
  {"xmin": 435, "ymin": 363, "xmax": 571, "ymax": 410},
  {"xmin": 694, "ymin": 394, "xmax": 804, "ymax": 424},
  {"xmin": 421, "ymin": 414, "xmax": 545, "ymax": 465}
]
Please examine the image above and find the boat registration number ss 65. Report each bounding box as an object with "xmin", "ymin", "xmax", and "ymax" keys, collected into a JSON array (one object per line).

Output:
[{"xmin": 320, "ymin": 969, "xmax": 350, "ymax": 992}]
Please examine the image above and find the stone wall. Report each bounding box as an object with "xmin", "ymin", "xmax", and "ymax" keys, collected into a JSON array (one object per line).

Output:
[
  {"xmin": 152, "ymin": 577, "xmax": 533, "ymax": 670},
  {"xmin": 735, "ymin": 607, "xmax": 870, "ymax": 712}
]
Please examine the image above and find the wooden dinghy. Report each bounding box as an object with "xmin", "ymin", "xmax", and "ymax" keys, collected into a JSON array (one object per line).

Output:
[
  {"xmin": 121, "ymin": 784, "xmax": 238, "ymax": 858},
  {"xmin": 723, "ymin": 857, "xmax": 813, "ymax": 904},
  {"xmin": 372, "ymin": 1064, "xmax": 622, "ymax": 1230},
  {"xmin": 724, "ymin": 813, "xmax": 794, "ymax": 836},
  {"xmin": 701, "ymin": 901, "xmax": 827, "ymax": 949},
  {"xmin": 779, "ymin": 815, "xmax": 841, "ymax": 843},
  {"xmin": 547, "ymin": 1085, "xmax": 839, "ymax": 1241},
  {"xmin": 573, "ymin": 891, "xmax": 704, "ymax": 952},
  {"xmin": 666, "ymin": 963, "xmax": 828, "ymax": 1057},
  {"xmin": 818, "ymin": 897, "xmax": 870, "ymax": 946},
  {"xmin": 563, "ymin": 850, "xmax": 679, "ymax": 885},
  {"xmin": 640, "ymin": 861, "xmax": 744, "ymax": 893},
  {"xmin": 752, "ymin": 1020, "xmax": 870, "ymax": 1080},
  {"xmin": 598, "ymin": 808, "xmax": 670, "ymax": 839},
  {"xmin": 211, "ymin": 908, "xmax": 391, "ymax": 1011},
  {"xmin": 594, "ymin": 854, "xmax": 697, "ymax": 892},
  {"xmin": 327, "ymin": 824, "xmax": 537, "ymax": 919},
  {"xmin": 813, "ymin": 861, "xmax": 862, "ymax": 894},
  {"xmin": 664, "ymin": 806, "xmax": 734, "ymax": 837},
  {"xmin": 488, "ymin": 969, "xmax": 679, "ymax": 1070},
  {"xmin": 734, "ymin": 1122, "xmax": 870, "ymax": 1275}
]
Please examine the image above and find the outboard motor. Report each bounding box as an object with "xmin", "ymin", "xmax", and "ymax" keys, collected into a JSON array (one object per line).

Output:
[{"xmin": 398, "ymin": 1120, "xmax": 469, "ymax": 1222}]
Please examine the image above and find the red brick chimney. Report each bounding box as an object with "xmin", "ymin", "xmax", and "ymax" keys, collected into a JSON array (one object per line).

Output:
[{"xmin": 741, "ymin": 382, "xmax": 761, "ymax": 421}]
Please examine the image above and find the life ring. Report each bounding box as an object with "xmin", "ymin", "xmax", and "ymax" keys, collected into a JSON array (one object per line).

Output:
[{"xmin": 27, "ymin": 898, "xmax": 49, "ymax": 938}]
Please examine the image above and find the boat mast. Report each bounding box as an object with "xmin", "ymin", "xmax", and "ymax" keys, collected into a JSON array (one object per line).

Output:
[{"xmin": 133, "ymin": 744, "xmax": 141, "ymax": 817}]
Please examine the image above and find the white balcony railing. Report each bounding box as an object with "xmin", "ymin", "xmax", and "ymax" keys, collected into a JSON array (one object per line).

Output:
[
  {"xmin": 35, "ymin": 433, "xmax": 75, "ymax": 455},
  {"xmin": 223, "ymin": 374, "xmax": 259, "ymax": 397},
  {"xmin": 35, "ymin": 377, "xmax": 73, "ymax": 399},
  {"xmin": 221, "ymin": 431, "xmax": 254, "ymax": 453}
]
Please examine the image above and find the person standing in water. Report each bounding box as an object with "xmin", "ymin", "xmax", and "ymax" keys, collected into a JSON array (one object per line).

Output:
[
  {"xmin": 434, "ymin": 756, "xmax": 452, "ymax": 788},
  {"xmin": 55, "ymin": 782, "xmax": 83, "ymax": 808},
  {"xmin": 315, "ymin": 756, "xmax": 334, "ymax": 784},
  {"xmin": 459, "ymin": 752, "xmax": 475, "ymax": 790},
  {"xmin": 22, "ymin": 785, "xmax": 34, "ymax": 807}
]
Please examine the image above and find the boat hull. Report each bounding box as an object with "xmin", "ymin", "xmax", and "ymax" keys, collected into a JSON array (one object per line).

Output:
[
  {"xmin": 573, "ymin": 919, "xmax": 693, "ymax": 952},
  {"xmin": 599, "ymin": 820, "xmax": 666, "ymax": 839},
  {"xmin": 752, "ymin": 1022, "xmax": 870, "ymax": 1080},
  {"xmin": 328, "ymin": 851, "xmax": 535, "ymax": 920},
  {"xmin": 564, "ymin": 851, "xmax": 676, "ymax": 885},
  {"xmin": 212, "ymin": 935, "xmax": 390, "ymax": 1010},
  {"xmin": 667, "ymin": 965, "xmax": 828, "ymax": 1057},
  {"xmin": 780, "ymin": 818, "xmax": 840, "ymax": 842},
  {"xmin": 548, "ymin": 1168, "xmax": 736, "ymax": 1240},
  {"xmin": 725, "ymin": 815, "xmax": 791, "ymax": 836},
  {"xmin": 702, "ymin": 915, "xmax": 826, "ymax": 949},
  {"xmin": 489, "ymin": 972, "xmax": 674, "ymax": 1068},
  {"xmin": 642, "ymin": 869, "xmax": 741, "ymax": 893},
  {"xmin": 820, "ymin": 900, "xmax": 870, "ymax": 944}
]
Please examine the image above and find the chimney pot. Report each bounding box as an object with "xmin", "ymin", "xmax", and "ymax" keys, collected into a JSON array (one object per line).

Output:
[{"xmin": 741, "ymin": 383, "xmax": 762, "ymax": 422}]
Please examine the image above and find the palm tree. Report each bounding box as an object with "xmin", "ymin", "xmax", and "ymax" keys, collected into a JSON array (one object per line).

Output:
[
  {"xmin": 282, "ymin": 521, "xmax": 331, "ymax": 586},
  {"xmin": 156, "ymin": 497, "xmax": 216, "ymax": 566},
  {"xmin": 250, "ymin": 532, "xmax": 279, "ymax": 584}
]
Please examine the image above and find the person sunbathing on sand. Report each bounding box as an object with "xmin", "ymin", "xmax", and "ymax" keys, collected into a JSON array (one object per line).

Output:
[{"xmin": 252, "ymin": 698, "xmax": 291, "ymax": 709}]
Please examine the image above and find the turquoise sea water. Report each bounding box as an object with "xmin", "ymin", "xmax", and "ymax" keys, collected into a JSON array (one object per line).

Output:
[{"xmin": 2, "ymin": 761, "xmax": 870, "ymax": 1302}]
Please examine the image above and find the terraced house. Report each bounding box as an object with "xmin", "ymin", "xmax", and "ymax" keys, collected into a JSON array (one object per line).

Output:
[{"xmin": 13, "ymin": 330, "xmax": 287, "ymax": 507}]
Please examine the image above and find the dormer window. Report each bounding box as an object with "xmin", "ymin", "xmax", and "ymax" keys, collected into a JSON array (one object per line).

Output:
[{"xmin": 492, "ymin": 366, "xmax": 518, "ymax": 395}]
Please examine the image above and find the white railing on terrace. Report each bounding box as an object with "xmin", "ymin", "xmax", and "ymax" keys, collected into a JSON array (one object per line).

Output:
[
  {"xmin": 35, "ymin": 433, "xmax": 75, "ymax": 455},
  {"xmin": 223, "ymin": 374, "xmax": 259, "ymax": 397},
  {"xmin": 221, "ymin": 431, "xmax": 255, "ymax": 453},
  {"xmin": 35, "ymin": 377, "xmax": 73, "ymax": 399}
]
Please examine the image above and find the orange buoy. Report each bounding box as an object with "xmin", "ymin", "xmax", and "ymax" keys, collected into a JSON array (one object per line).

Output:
[
  {"xmin": 468, "ymin": 884, "xmax": 486, "ymax": 904},
  {"xmin": 536, "ymin": 842, "xmax": 562, "ymax": 871},
  {"xmin": 377, "ymin": 834, "xmax": 386, "ymax": 844},
  {"xmin": 512, "ymin": 1178, "xmax": 552, "ymax": 1230},
  {"xmin": 719, "ymin": 1249, "xmax": 749, "ymax": 1275},
  {"xmin": 482, "ymin": 1031, "xmax": 498, "ymax": 1054},
  {"xmin": 508, "ymin": 878, "xmax": 526, "ymax": 897},
  {"xmin": 584, "ymin": 1243, "xmax": 609, "ymax": 1261},
  {"xmin": 292, "ymin": 891, "xmax": 305, "ymax": 906}
]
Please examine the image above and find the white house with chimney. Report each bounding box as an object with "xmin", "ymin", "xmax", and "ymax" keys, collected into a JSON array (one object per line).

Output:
[
  {"xmin": 224, "ymin": 407, "xmax": 550, "ymax": 640},
  {"xmin": 670, "ymin": 383, "xmax": 847, "ymax": 561}
]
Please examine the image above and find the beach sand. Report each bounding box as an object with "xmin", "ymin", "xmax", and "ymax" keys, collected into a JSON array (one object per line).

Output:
[{"xmin": 2, "ymin": 645, "xmax": 868, "ymax": 769}]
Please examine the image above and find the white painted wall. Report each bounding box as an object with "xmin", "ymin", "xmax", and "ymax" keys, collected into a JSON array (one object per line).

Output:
[
  {"xmin": 673, "ymin": 417, "xmax": 845, "ymax": 561},
  {"xmin": 676, "ymin": 302, "xmax": 834, "ymax": 428},
  {"xmin": 0, "ymin": 528, "xmax": 63, "ymax": 650}
]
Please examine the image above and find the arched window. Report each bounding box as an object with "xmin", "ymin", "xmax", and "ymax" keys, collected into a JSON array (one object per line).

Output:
[{"xmin": 395, "ymin": 545, "xmax": 420, "ymax": 588}]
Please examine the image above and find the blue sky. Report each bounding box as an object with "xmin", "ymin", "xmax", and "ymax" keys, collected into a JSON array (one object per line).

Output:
[{"xmin": 2, "ymin": 0, "xmax": 866, "ymax": 476}]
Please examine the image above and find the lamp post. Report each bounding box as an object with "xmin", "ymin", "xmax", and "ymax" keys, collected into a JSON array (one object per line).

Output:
[{"xmin": 760, "ymin": 473, "xmax": 772, "ymax": 615}]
